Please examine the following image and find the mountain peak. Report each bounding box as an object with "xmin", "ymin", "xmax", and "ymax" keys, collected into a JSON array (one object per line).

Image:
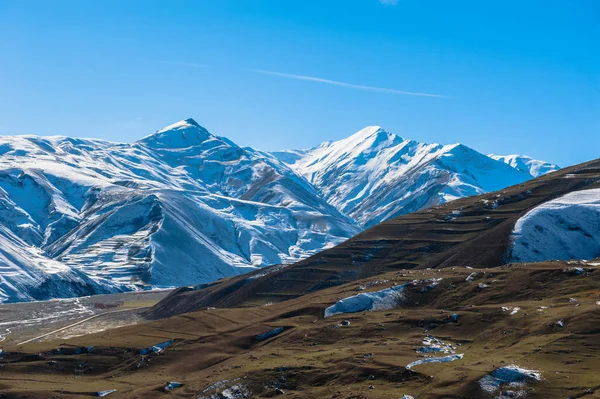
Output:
[
  {"xmin": 138, "ymin": 118, "xmax": 213, "ymax": 148},
  {"xmin": 349, "ymin": 125, "xmax": 386, "ymax": 139},
  {"xmin": 338, "ymin": 125, "xmax": 404, "ymax": 150},
  {"xmin": 183, "ymin": 117, "xmax": 200, "ymax": 127}
]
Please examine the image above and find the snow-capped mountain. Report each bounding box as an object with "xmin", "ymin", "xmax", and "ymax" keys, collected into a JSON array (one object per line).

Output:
[
  {"xmin": 0, "ymin": 119, "xmax": 358, "ymax": 302},
  {"xmin": 488, "ymin": 154, "xmax": 559, "ymax": 177},
  {"xmin": 0, "ymin": 120, "xmax": 559, "ymax": 303},
  {"xmin": 272, "ymin": 126, "xmax": 556, "ymax": 228}
]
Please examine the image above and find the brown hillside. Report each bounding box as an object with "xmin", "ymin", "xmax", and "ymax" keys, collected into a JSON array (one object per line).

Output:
[
  {"xmin": 3, "ymin": 262, "xmax": 600, "ymax": 399},
  {"xmin": 148, "ymin": 158, "xmax": 600, "ymax": 318}
]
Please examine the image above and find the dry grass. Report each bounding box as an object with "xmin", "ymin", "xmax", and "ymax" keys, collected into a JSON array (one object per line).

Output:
[{"xmin": 2, "ymin": 263, "xmax": 600, "ymax": 398}]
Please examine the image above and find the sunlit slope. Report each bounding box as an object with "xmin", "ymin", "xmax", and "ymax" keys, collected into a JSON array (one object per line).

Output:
[{"xmin": 150, "ymin": 158, "xmax": 599, "ymax": 316}]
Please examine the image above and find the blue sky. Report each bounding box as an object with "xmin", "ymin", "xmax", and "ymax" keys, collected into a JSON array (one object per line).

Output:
[{"xmin": 1, "ymin": 0, "xmax": 598, "ymax": 166}]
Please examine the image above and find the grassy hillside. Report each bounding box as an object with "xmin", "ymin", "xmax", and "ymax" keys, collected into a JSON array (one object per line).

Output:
[{"xmin": 2, "ymin": 262, "xmax": 600, "ymax": 398}]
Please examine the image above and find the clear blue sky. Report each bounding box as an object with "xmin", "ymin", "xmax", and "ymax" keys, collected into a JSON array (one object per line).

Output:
[{"xmin": 1, "ymin": 0, "xmax": 598, "ymax": 166}]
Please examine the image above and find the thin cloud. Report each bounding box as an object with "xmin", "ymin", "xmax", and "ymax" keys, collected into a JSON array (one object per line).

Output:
[
  {"xmin": 248, "ymin": 69, "xmax": 450, "ymax": 98},
  {"xmin": 379, "ymin": 0, "xmax": 399, "ymax": 5}
]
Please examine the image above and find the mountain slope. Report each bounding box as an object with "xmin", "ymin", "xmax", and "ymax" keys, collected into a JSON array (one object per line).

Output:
[
  {"xmin": 149, "ymin": 157, "xmax": 600, "ymax": 317},
  {"xmin": 510, "ymin": 187, "xmax": 600, "ymax": 262},
  {"xmin": 489, "ymin": 153, "xmax": 560, "ymax": 177},
  {"xmin": 274, "ymin": 126, "xmax": 542, "ymax": 227},
  {"xmin": 0, "ymin": 119, "xmax": 358, "ymax": 302}
]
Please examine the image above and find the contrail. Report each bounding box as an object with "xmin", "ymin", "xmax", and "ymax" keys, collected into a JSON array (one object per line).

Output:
[{"xmin": 248, "ymin": 68, "xmax": 451, "ymax": 98}]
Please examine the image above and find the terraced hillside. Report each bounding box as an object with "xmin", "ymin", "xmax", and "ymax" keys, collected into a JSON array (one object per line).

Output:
[
  {"xmin": 149, "ymin": 158, "xmax": 600, "ymax": 317},
  {"xmin": 2, "ymin": 262, "xmax": 600, "ymax": 398}
]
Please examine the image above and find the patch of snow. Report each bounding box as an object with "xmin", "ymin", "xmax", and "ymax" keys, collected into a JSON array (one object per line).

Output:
[
  {"xmin": 198, "ymin": 378, "xmax": 250, "ymax": 399},
  {"xmin": 587, "ymin": 262, "xmax": 600, "ymax": 266},
  {"xmin": 510, "ymin": 188, "xmax": 600, "ymax": 263},
  {"xmin": 324, "ymin": 284, "xmax": 407, "ymax": 318},
  {"xmin": 479, "ymin": 365, "xmax": 542, "ymax": 395},
  {"xmin": 164, "ymin": 382, "xmax": 183, "ymax": 391},
  {"xmin": 140, "ymin": 340, "xmax": 173, "ymax": 355},
  {"xmin": 97, "ymin": 390, "xmax": 117, "ymax": 397},
  {"xmin": 405, "ymin": 353, "xmax": 464, "ymax": 370},
  {"xmin": 419, "ymin": 278, "xmax": 443, "ymax": 293},
  {"xmin": 503, "ymin": 306, "xmax": 521, "ymax": 315},
  {"xmin": 555, "ymin": 320, "xmax": 565, "ymax": 328},
  {"xmin": 221, "ymin": 384, "xmax": 251, "ymax": 398},
  {"xmin": 445, "ymin": 210, "xmax": 462, "ymax": 220},
  {"xmin": 0, "ymin": 297, "xmax": 94, "ymax": 328}
]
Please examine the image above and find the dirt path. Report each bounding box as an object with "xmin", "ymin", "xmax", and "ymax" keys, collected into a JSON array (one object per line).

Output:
[{"xmin": 17, "ymin": 306, "xmax": 149, "ymax": 345}]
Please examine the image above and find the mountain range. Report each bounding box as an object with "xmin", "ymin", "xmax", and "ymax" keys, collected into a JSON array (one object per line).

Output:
[
  {"xmin": 271, "ymin": 126, "xmax": 558, "ymax": 227},
  {"xmin": 4, "ymin": 151, "xmax": 597, "ymax": 399},
  {"xmin": 0, "ymin": 119, "xmax": 559, "ymax": 302}
]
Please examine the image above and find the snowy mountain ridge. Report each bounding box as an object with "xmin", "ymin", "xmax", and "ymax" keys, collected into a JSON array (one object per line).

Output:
[
  {"xmin": 488, "ymin": 153, "xmax": 560, "ymax": 178},
  {"xmin": 0, "ymin": 119, "xmax": 558, "ymax": 302},
  {"xmin": 0, "ymin": 119, "xmax": 358, "ymax": 302},
  {"xmin": 273, "ymin": 126, "xmax": 559, "ymax": 227}
]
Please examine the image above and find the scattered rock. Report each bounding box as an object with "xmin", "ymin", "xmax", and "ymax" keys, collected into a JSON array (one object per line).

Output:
[
  {"xmin": 564, "ymin": 267, "xmax": 585, "ymax": 276},
  {"xmin": 97, "ymin": 390, "xmax": 117, "ymax": 397},
  {"xmin": 164, "ymin": 381, "xmax": 183, "ymax": 392}
]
